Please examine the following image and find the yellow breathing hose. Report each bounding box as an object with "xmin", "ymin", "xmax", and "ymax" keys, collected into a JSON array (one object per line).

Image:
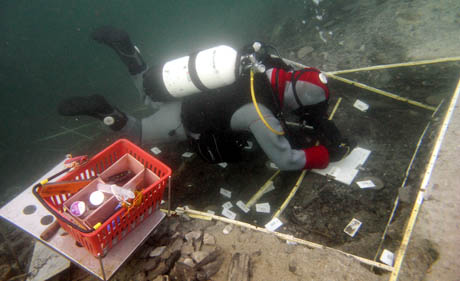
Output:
[{"xmin": 250, "ymin": 70, "xmax": 285, "ymax": 136}]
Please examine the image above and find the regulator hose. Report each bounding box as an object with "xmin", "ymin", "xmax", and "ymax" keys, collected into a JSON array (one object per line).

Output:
[{"xmin": 250, "ymin": 70, "xmax": 285, "ymax": 136}]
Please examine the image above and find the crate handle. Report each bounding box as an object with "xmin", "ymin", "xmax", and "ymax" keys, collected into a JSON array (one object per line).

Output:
[{"xmin": 32, "ymin": 167, "xmax": 94, "ymax": 234}]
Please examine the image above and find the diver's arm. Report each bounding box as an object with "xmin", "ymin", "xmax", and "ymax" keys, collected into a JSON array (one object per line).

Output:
[{"xmin": 230, "ymin": 104, "xmax": 329, "ymax": 171}]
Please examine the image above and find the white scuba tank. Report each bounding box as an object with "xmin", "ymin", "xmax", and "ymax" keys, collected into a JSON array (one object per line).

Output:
[{"xmin": 160, "ymin": 45, "xmax": 239, "ymax": 98}]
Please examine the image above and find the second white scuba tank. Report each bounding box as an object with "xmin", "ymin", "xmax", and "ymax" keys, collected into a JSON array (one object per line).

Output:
[{"xmin": 144, "ymin": 45, "xmax": 239, "ymax": 100}]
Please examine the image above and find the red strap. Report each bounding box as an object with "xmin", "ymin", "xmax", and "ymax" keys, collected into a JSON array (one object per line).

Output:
[
  {"xmin": 271, "ymin": 68, "xmax": 329, "ymax": 101},
  {"xmin": 270, "ymin": 68, "xmax": 288, "ymax": 106},
  {"xmin": 270, "ymin": 68, "xmax": 278, "ymax": 92},
  {"xmin": 303, "ymin": 145, "xmax": 329, "ymax": 169}
]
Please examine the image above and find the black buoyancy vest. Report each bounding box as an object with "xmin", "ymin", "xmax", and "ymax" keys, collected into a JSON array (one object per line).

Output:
[
  {"xmin": 181, "ymin": 72, "xmax": 277, "ymax": 134},
  {"xmin": 180, "ymin": 72, "xmax": 278, "ymax": 163}
]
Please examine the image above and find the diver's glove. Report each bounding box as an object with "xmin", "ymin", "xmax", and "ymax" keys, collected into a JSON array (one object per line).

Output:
[
  {"xmin": 58, "ymin": 95, "xmax": 127, "ymax": 131},
  {"xmin": 91, "ymin": 26, "xmax": 146, "ymax": 75},
  {"xmin": 303, "ymin": 145, "xmax": 329, "ymax": 169},
  {"xmin": 319, "ymin": 120, "xmax": 355, "ymax": 162}
]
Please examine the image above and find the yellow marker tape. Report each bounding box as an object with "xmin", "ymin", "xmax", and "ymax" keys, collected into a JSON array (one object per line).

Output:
[
  {"xmin": 326, "ymin": 74, "xmax": 436, "ymax": 111},
  {"xmin": 93, "ymin": 222, "xmax": 102, "ymax": 230},
  {"xmin": 188, "ymin": 213, "xmax": 213, "ymax": 221},
  {"xmin": 373, "ymin": 122, "xmax": 431, "ymax": 266},
  {"xmin": 160, "ymin": 208, "xmax": 177, "ymax": 215},
  {"xmin": 390, "ymin": 191, "xmax": 424, "ymax": 280},
  {"xmin": 328, "ymin": 56, "xmax": 460, "ymax": 75},
  {"xmin": 272, "ymin": 169, "xmax": 307, "ymax": 219},
  {"xmin": 40, "ymin": 179, "xmax": 49, "ymax": 185},
  {"xmin": 274, "ymin": 54, "xmax": 456, "ymax": 112},
  {"xmin": 180, "ymin": 206, "xmax": 394, "ymax": 271},
  {"xmin": 328, "ymin": 97, "xmax": 342, "ymax": 121},
  {"xmin": 246, "ymin": 170, "xmax": 281, "ymax": 208},
  {"xmin": 390, "ymin": 78, "xmax": 460, "ymax": 281}
]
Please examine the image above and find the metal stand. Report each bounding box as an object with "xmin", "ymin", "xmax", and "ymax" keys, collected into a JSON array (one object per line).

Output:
[
  {"xmin": 0, "ymin": 160, "xmax": 165, "ymax": 280},
  {"xmin": 167, "ymin": 176, "xmax": 172, "ymax": 216},
  {"xmin": 98, "ymin": 254, "xmax": 107, "ymax": 281}
]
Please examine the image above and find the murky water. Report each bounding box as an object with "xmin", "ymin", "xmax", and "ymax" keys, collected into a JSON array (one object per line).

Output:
[
  {"xmin": 0, "ymin": 0, "xmax": 302, "ymax": 205},
  {"xmin": 1, "ymin": 2, "xmax": 459, "ymax": 279}
]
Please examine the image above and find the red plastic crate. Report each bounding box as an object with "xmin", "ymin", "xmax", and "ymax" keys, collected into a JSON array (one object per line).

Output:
[{"xmin": 34, "ymin": 139, "xmax": 171, "ymax": 257}]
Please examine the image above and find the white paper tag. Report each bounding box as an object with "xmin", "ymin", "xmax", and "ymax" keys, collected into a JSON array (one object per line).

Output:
[
  {"xmin": 236, "ymin": 200, "xmax": 250, "ymax": 213},
  {"xmin": 150, "ymin": 147, "xmax": 162, "ymax": 155},
  {"xmin": 222, "ymin": 208, "xmax": 236, "ymax": 220},
  {"xmin": 161, "ymin": 200, "xmax": 165, "ymax": 205},
  {"xmin": 256, "ymin": 203, "xmax": 271, "ymax": 213},
  {"xmin": 265, "ymin": 217, "xmax": 283, "ymax": 232},
  {"xmin": 263, "ymin": 182, "xmax": 275, "ymax": 194},
  {"xmin": 218, "ymin": 162, "xmax": 228, "ymax": 168},
  {"xmin": 344, "ymin": 218, "xmax": 362, "ymax": 237},
  {"xmin": 220, "ymin": 188, "xmax": 232, "ymax": 198},
  {"xmin": 380, "ymin": 249, "xmax": 394, "ymax": 266},
  {"xmin": 206, "ymin": 210, "xmax": 215, "ymax": 215},
  {"xmin": 353, "ymin": 100, "xmax": 369, "ymax": 112},
  {"xmin": 269, "ymin": 162, "xmax": 279, "ymax": 169},
  {"xmin": 182, "ymin": 152, "xmax": 194, "ymax": 158},
  {"xmin": 356, "ymin": 180, "xmax": 376, "ymax": 189},
  {"xmin": 222, "ymin": 201, "xmax": 233, "ymax": 210}
]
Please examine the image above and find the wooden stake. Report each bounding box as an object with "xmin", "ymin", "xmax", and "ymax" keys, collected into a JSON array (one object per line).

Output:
[
  {"xmin": 177, "ymin": 207, "xmax": 394, "ymax": 272},
  {"xmin": 245, "ymin": 170, "xmax": 280, "ymax": 208}
]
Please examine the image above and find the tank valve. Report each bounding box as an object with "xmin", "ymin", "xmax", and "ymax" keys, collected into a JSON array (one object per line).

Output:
[{"xmin": 252, "ymin": 41, "xmax": 262, "ymax": 52}]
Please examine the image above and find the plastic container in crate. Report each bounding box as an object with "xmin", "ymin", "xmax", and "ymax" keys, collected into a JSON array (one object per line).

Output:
[
  {"xmin": 61, "ymin": 177, "xmax": 119, "ymax": 230},
  {"xmin": 33, "ymin": 139, "xmax": 171, "ymax": 257}
]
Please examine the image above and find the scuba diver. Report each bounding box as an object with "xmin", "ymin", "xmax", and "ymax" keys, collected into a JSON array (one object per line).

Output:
[{"xmin": 58, "ymin": 26, "xmax": 352, "ymax": 171}]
